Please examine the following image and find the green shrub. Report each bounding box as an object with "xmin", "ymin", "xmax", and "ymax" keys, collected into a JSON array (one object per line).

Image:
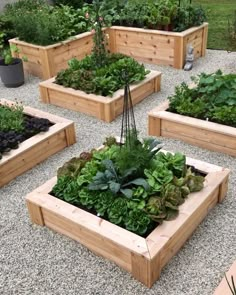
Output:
[
  {"xmin": 173, "ymin": 4, "xmax": 206, "ymax": 32},
  {"xmin": 99, "ymin": 0, "xmax": 206, "ymax": 31},
  {"xmin": 4, "ymin": 0, "xmax": 46, "ymax": 12},
  {"xmin": 0, "ymin": 103, "xmax": 24, "ymax": 132},
  {"xmin": 3, "ymin": 2, "xmax": 90, "ymax": 45}
]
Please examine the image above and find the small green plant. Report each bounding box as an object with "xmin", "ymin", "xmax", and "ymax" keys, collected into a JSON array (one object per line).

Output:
[
  {"xmin": 99, "ymin": 0, "xmax": 205, "ymax": 31},
  {"xmin": 225, "ymin": 274, "xmax": 236, "ymax": 295},
  {"xmin": 0, "ymin": 38, "xmax": 27, "ymax": 65},
  {"xmin": 0, "ymin": 102, "xmax": 24, "ymax": 132}
]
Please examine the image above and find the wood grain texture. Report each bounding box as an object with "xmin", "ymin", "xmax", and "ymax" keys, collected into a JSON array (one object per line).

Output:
[
  {"xmin": 110, "ymin": 23, "xmax": 208, "ymax": 69},
  {"xmin": 148, "ymin": 100, "xmax": 236, "ymax": 156},
  {"xmin": 9, "ymin": 23, "xmax": 208, "ymax": 79},
  {"xmin": 9, "ymin": 31, "xmax": 95, "ymax": 79},
  {"xmin": 0, "ymin": 99, "xmax": 76, "ymax": 187},
  {"xmin": 26, "ymin": 150, "xmax": 229, "ymax": 288}
]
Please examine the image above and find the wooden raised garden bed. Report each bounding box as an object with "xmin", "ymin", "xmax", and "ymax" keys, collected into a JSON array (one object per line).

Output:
[
  {"xmin": 148, "ymin": 101, "xmax": 236, "ymax": 157},
  {"xmin": 26, "ymin": 151, "xmax": 230, "ymax": 288},
  {"xmin": 0, "ymin": 99, "xmax": 76, "ymax": 188},
  {"xmin": 9, "ymin": 23, "xmax": 208, "ymax": 80},
  {"xmin": 9, "ymin": 31, "xmax": 95, "ymax": 80},
  {"xmin": 214, "ymin": 260, "xmax": 236, "ymax": 295},
  {"xmin": 108, "ymin": 23, "xmax": 208, "ymax": 69},
  {"xmin": 39, "ymin": 70, "xmax": 161, "ymax": 122}
]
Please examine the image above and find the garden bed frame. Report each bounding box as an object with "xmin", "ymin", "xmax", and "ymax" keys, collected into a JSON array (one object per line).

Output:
[
  {"xmin": 109, "ymin": 23, "xmax": 208, "ymax": 69},
  {"xmin": 148, "ymin": 101, "xmax": 236, "ymax": 157},
  {"xmin": 26, "ymin": 151, "xmax": 230, "ymax": 288},
  {"xmin": 0, "ymin": 99, "xmax": 76, "ymax": 187},
  {"xmin": 9, "ymin": 23, "xmax": 208, "ymax": 80},
  {"xmin": 39, "ymin": 70, "xmax": 161, "ymax": 122},
  {"xmin": 9, "ymin": 31, "xmax": 95, "ymax": 80}
]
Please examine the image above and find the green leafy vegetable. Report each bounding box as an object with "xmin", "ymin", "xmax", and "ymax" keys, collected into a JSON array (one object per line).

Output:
[
  {"xmin": 168, "ymin": 70, "xmax": 236, "ymax": 127},
  {"xmin": 52, "ymin": 134, "xmax": 205, "ymax": 236}
]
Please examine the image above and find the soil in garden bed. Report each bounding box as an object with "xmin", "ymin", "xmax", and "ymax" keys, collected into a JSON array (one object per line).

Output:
[
  {"xmin": 50, "ymin": 165, "xmax": 206, "ymax": 238},
  {"xmin": 0, "ymin": 114, "xmax": 53, "ymax": 160}
]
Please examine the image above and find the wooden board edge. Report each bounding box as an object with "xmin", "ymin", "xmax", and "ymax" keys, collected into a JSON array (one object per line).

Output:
[
  {"xmin": 26, "ymin": 187, "xmax": 150, "ymax": 257},
  {"xmin": 146, "ymin": 167, "xmax": 229, "ymax": 259},
  {"xmin": 149, "ymin": 102, "xmax": 236, "ymax": 137}
]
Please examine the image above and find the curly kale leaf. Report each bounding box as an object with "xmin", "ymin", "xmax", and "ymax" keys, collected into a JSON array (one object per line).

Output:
[{"xmin": 88, "ymin": 159, "xmax": 149, "ymax": 199}]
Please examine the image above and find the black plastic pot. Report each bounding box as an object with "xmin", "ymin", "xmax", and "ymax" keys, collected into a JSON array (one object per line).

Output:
[{"xmin": 0, "ymin": 58, "xmax": 24, "ymax": 88}]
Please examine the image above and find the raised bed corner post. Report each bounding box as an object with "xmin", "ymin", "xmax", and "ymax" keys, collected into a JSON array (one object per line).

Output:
[{"xmin": 26, "ymin": 198, "xmax": 44, "ymax": 226}]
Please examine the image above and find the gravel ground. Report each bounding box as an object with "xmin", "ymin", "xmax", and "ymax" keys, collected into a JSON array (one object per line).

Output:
[{"xmin": 0, "ymin": 49, "xmax": 236, "ymax": 295}]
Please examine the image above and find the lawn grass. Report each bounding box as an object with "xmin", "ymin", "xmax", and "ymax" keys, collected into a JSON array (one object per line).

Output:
[{"xmin": 193, "ymin": 0, "xmax": 236, "ymax": 51}]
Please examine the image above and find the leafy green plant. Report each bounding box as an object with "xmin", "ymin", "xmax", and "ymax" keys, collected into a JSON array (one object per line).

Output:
[
  {"xmin": 124, "ymin": 209, "xmax": 151, "ymax": 235},
  {"xmin": 3, "ymin": 2, "xmax": 90, "ymax": 45},
  {"xmin": 0, "ymin": 102, "xmax": 24, "ymax": 132},
  {"xmin": 4, "ymin": 0, "xmax": 46, "ymax": 12},
  {"xmin": 55, "ymin": 53, "xmax": 150, "ymax": 96},
  {"xmin": 88, "ymin": 159, "xmax": 149, "ymax": 199},
  {"xmin": 173, "ymin": 2, "xmax": 206, "ymax": 32},
  {"xmin": 99, "ymin": 0, "xmax": 205, "ymax": 31},
  {"xmin": 52, "ymin": 133, "xmax": 205, "ymax": 236},
  {"xmin": 168, "ymin": 70, "xmax": 236, "ymax": 127}
]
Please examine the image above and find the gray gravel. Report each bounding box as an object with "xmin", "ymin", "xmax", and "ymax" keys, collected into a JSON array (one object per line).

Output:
[{"xmin": 0, "ymin": 49, "xmax": 236, "ymax": 295}]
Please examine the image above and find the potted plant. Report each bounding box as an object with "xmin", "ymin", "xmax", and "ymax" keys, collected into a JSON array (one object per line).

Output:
[{"xmin": 0, "ymin": 32, "xmax": 24, "ymax": 87}]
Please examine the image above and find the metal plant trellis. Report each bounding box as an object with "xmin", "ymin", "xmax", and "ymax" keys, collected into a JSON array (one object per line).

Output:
[{"xmin": 120, "ymin": 71, "xmax": 137, "ymax": 148}]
